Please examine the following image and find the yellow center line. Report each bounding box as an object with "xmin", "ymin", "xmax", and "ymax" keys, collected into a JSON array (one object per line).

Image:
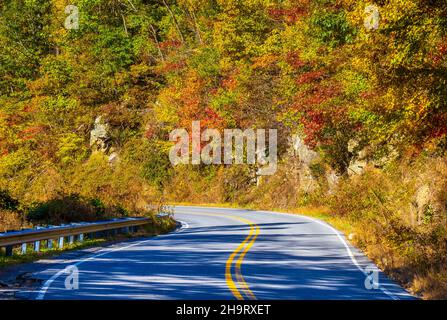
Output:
[
  {"xmin": 235, "ymin": 223, "xmax": 260, "ymax": 300},
  {"xmin": 177, "ymin": 212, "xmax": 259, "ymax": 300},
  {"xmin": 225, "ymin": 220, "xmax": 255, "ymax": 300}
]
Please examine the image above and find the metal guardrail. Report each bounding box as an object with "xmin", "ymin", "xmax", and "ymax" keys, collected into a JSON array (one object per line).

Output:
[{"xmin": 0, "ymin": 217, "xmax": 151, "ymax": 256}]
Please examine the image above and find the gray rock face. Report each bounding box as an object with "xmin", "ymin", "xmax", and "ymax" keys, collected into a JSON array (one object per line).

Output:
[
  {"xmin": 108, "ymin": 152, "xmax": 119, "ymax": 165},
  {"xmin": 291, "ymin": 134, "xmax": 319, "ymax": 166},
  {"xmin": 415, "ymin": 184, "xmax": 432, "ymax": 225},
  {"xmin": 348, "ymin": 158, "xmax": 367, "ymax": 176},
  {"xmin": 326, "ymin": 170, "xmax": 340, "ymax": 194},
  {"xmin": 347, "ymin": 139, "xmax": 367, "ymax": 176},
  {"xmin": 290, "ymin": 134, "xmax": 320, "ymax": 192},
  {"xmin": 90, "ymin": 116, "xmax": 110, "ymax": 152}
]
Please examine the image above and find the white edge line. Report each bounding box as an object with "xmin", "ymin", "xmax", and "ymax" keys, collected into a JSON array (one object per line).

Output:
[
  {"xmin": 176, "ymin": 220, "xmax": 189, "ymax": 233},
  {"xmin": 35, "ymin": 220, "xmax": 189, "ymax": 300},
  {"xmin": 259, "ymin": 210, "xmax": 400, "ymax": 300}
]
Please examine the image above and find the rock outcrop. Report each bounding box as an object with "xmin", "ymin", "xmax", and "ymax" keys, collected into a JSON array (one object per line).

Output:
[
  {"xmin": 90, "ymin": 116, "xmax": 110, "ymax": 153},
  {"xmin": 290, "ymin": 134, "xmax": 320, "ymax": 192}
]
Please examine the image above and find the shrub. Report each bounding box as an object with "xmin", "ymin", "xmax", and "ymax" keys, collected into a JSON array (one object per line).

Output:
[
  {"xmin": 26, "ymin": 194, "xmax": 110, "ymax": 224},
  {"xmin": 0, "ymin": 210, "xmax": 25, "ymax": 232}
]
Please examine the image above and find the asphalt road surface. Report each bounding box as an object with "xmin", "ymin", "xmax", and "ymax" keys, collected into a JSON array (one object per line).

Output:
[{"xmin": 27, "ymin": 206, "xmax": 414, "ymax": 300}]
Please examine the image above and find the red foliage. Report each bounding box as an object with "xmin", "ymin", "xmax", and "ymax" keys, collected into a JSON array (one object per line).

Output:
[
  {"xmin": 296, "ymin": 70, "xmax": 325, "ymax": 85},
  {"xmin": 300, "ymin": 109, "xmax": 326, "ymax": 148},
  {"xmin": 285, "ymin": 51, "xmax": 307, "ymax": 69},
  {"xmin": 428, "ymin": 41, "xmax": 447, "ymax": 66},
  {"xmin": 294, "ymin": 84, "xmax": 341, "ymax": 108},
  {"xmin": 359, "ymin": 90, "xmax": 377, "ymax": 100},
  {"xmin": 201, "ymin": 107, "xmax": 225, "ymax": 130},
  {"xmin": 6, "ymin": 114, "xmax": 23, "ymax": 127},
  {"xmin": 292, "ymin": 80, "xmax": 350, "ymax": 149},
  {"xmin": 427, "ymin": 113, "xmax": 447, "ymax": 139},
  {"xmin": 159, "ymin": 40, "xmax": 182, "ymax": 49},
  {"xmin": 18, "ymin": 126, "xmax": 44, "ymax": 140},
  {"xmin": 144, "ymin": 127, "xmax": 155, "ymax": 140},
  {"xmin": 298, "ymin": 105, "xmax": 355, "ymax": 149},
  {"xmin": 159, "ymin": 60, "xmax": 187, "ymax": 73},
  {"xmin": 267, "ymin": 1, "xmax": 309, "ymax": 24},
  {"xmin": 23, "ymin": 104, "xmax": 37, "ymax": 113},
  {"xmin": 222, "ymin": 77, "xmax": 238, "ymax": 90}
]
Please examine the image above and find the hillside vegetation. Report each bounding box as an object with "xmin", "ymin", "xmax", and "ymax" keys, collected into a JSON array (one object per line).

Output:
[{"xmin": 0, "ymin": 0, "xmax": 446, "ymax": 298}]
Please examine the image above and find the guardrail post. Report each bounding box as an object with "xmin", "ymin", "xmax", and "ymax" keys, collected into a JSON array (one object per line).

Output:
[
  {"xmin": 5, "ymin": 246, "xmax": 13, "ymax": 256},
  {"xmin": 47, "ymin": 239, "xmax": 53, "ymax": 249},
  {"xmin": 21, "ymin": 243, "xmax": 27, "ymax": 254},
  {"xmin": 69, "ymin": 235, "xmax": 74, "ymax": 245},
  {"xmin": 34, "ymin": 241, "xmax": 40, "ymax": 252},
  {"xmin": 78, "ymin": 234, "xmax": 84, "ymax": 242},
  {"xmin": 58, "ymin": 237, "xmax": 64, "ymax": 249}
]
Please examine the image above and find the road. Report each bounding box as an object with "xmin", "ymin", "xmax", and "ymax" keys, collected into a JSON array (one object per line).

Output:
[{"xmin": 27, "ymin": 206, "xmax": 413, "ymax": 300}]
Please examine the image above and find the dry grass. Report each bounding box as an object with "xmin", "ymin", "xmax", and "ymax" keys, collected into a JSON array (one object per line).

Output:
[
  {"xmin": 325, "ymin": 158, "xmax": 447, "ymax": 299},
  {"xmin": 0, "ymin": 210, "xmax": 27, "ymax": 233}
]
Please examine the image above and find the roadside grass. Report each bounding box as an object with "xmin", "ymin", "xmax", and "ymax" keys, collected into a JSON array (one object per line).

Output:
[{"xmin": 0, "ymin": 238, "xmax": 106, "ymax": 269}]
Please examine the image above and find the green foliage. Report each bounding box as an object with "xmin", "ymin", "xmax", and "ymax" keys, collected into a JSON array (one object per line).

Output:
[
  {"xmin": 93, "ymin": 27, "xmax": 134, "ymax": 74},
  {"xmin": 0, "ymin": 0, "xmax": 444, "ymax": 195},
  {"xmin": 310, "ymin": 9, "xmax": 357, "ymax": 47},
  {"xmin": 190, "ymin": 48, "xmax": 221, "ymax": 79},
  {"xmin": 0, "ymin": 0, "xmax": 53, "ymax": 94},
  {"xmin": 141, "ymin": 146, "xmax": 172, "ymax": 189},
  {"xmin": 56, "ymin": 133, "xmax": 87, "ymax": 165}
]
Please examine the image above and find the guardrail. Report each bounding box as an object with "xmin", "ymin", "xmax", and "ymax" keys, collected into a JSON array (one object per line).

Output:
[{"xmin": 0, "ymin": 217, "xmax": 151, "ymax": 257}]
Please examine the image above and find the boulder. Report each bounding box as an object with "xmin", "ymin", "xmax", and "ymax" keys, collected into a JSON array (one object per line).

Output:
[
  {"xmin": 290, "ymin": 134, "xmax": 321, "ymax": 192},
  {"xmin": 108, "ymin": 152, "xmax": 119, "ymax": 165},
  {"xmin": 291, "ymin": 134, "xmax": 319, "ymax": 166},
  {"xmin": 90, "ymin": 116, "xmax": 110, "ymax": 152},
  {"xmin": 415, "ymin": 184, "xmax": 432, "ymax": 224}
]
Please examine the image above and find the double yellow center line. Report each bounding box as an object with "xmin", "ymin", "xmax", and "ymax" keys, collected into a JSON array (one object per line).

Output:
[
  {"xmin": 181, "ymin": 212, "xmax": 259, "ymax": 300},
  {"xmin": 225, "ymin": 216, "xmax": 259, "ymax": 300}
]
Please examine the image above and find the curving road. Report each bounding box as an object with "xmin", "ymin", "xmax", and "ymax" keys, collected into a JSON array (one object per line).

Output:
[{"xmin": 28, "ymin": 206, "xmax": 413, "ymax": 300}]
